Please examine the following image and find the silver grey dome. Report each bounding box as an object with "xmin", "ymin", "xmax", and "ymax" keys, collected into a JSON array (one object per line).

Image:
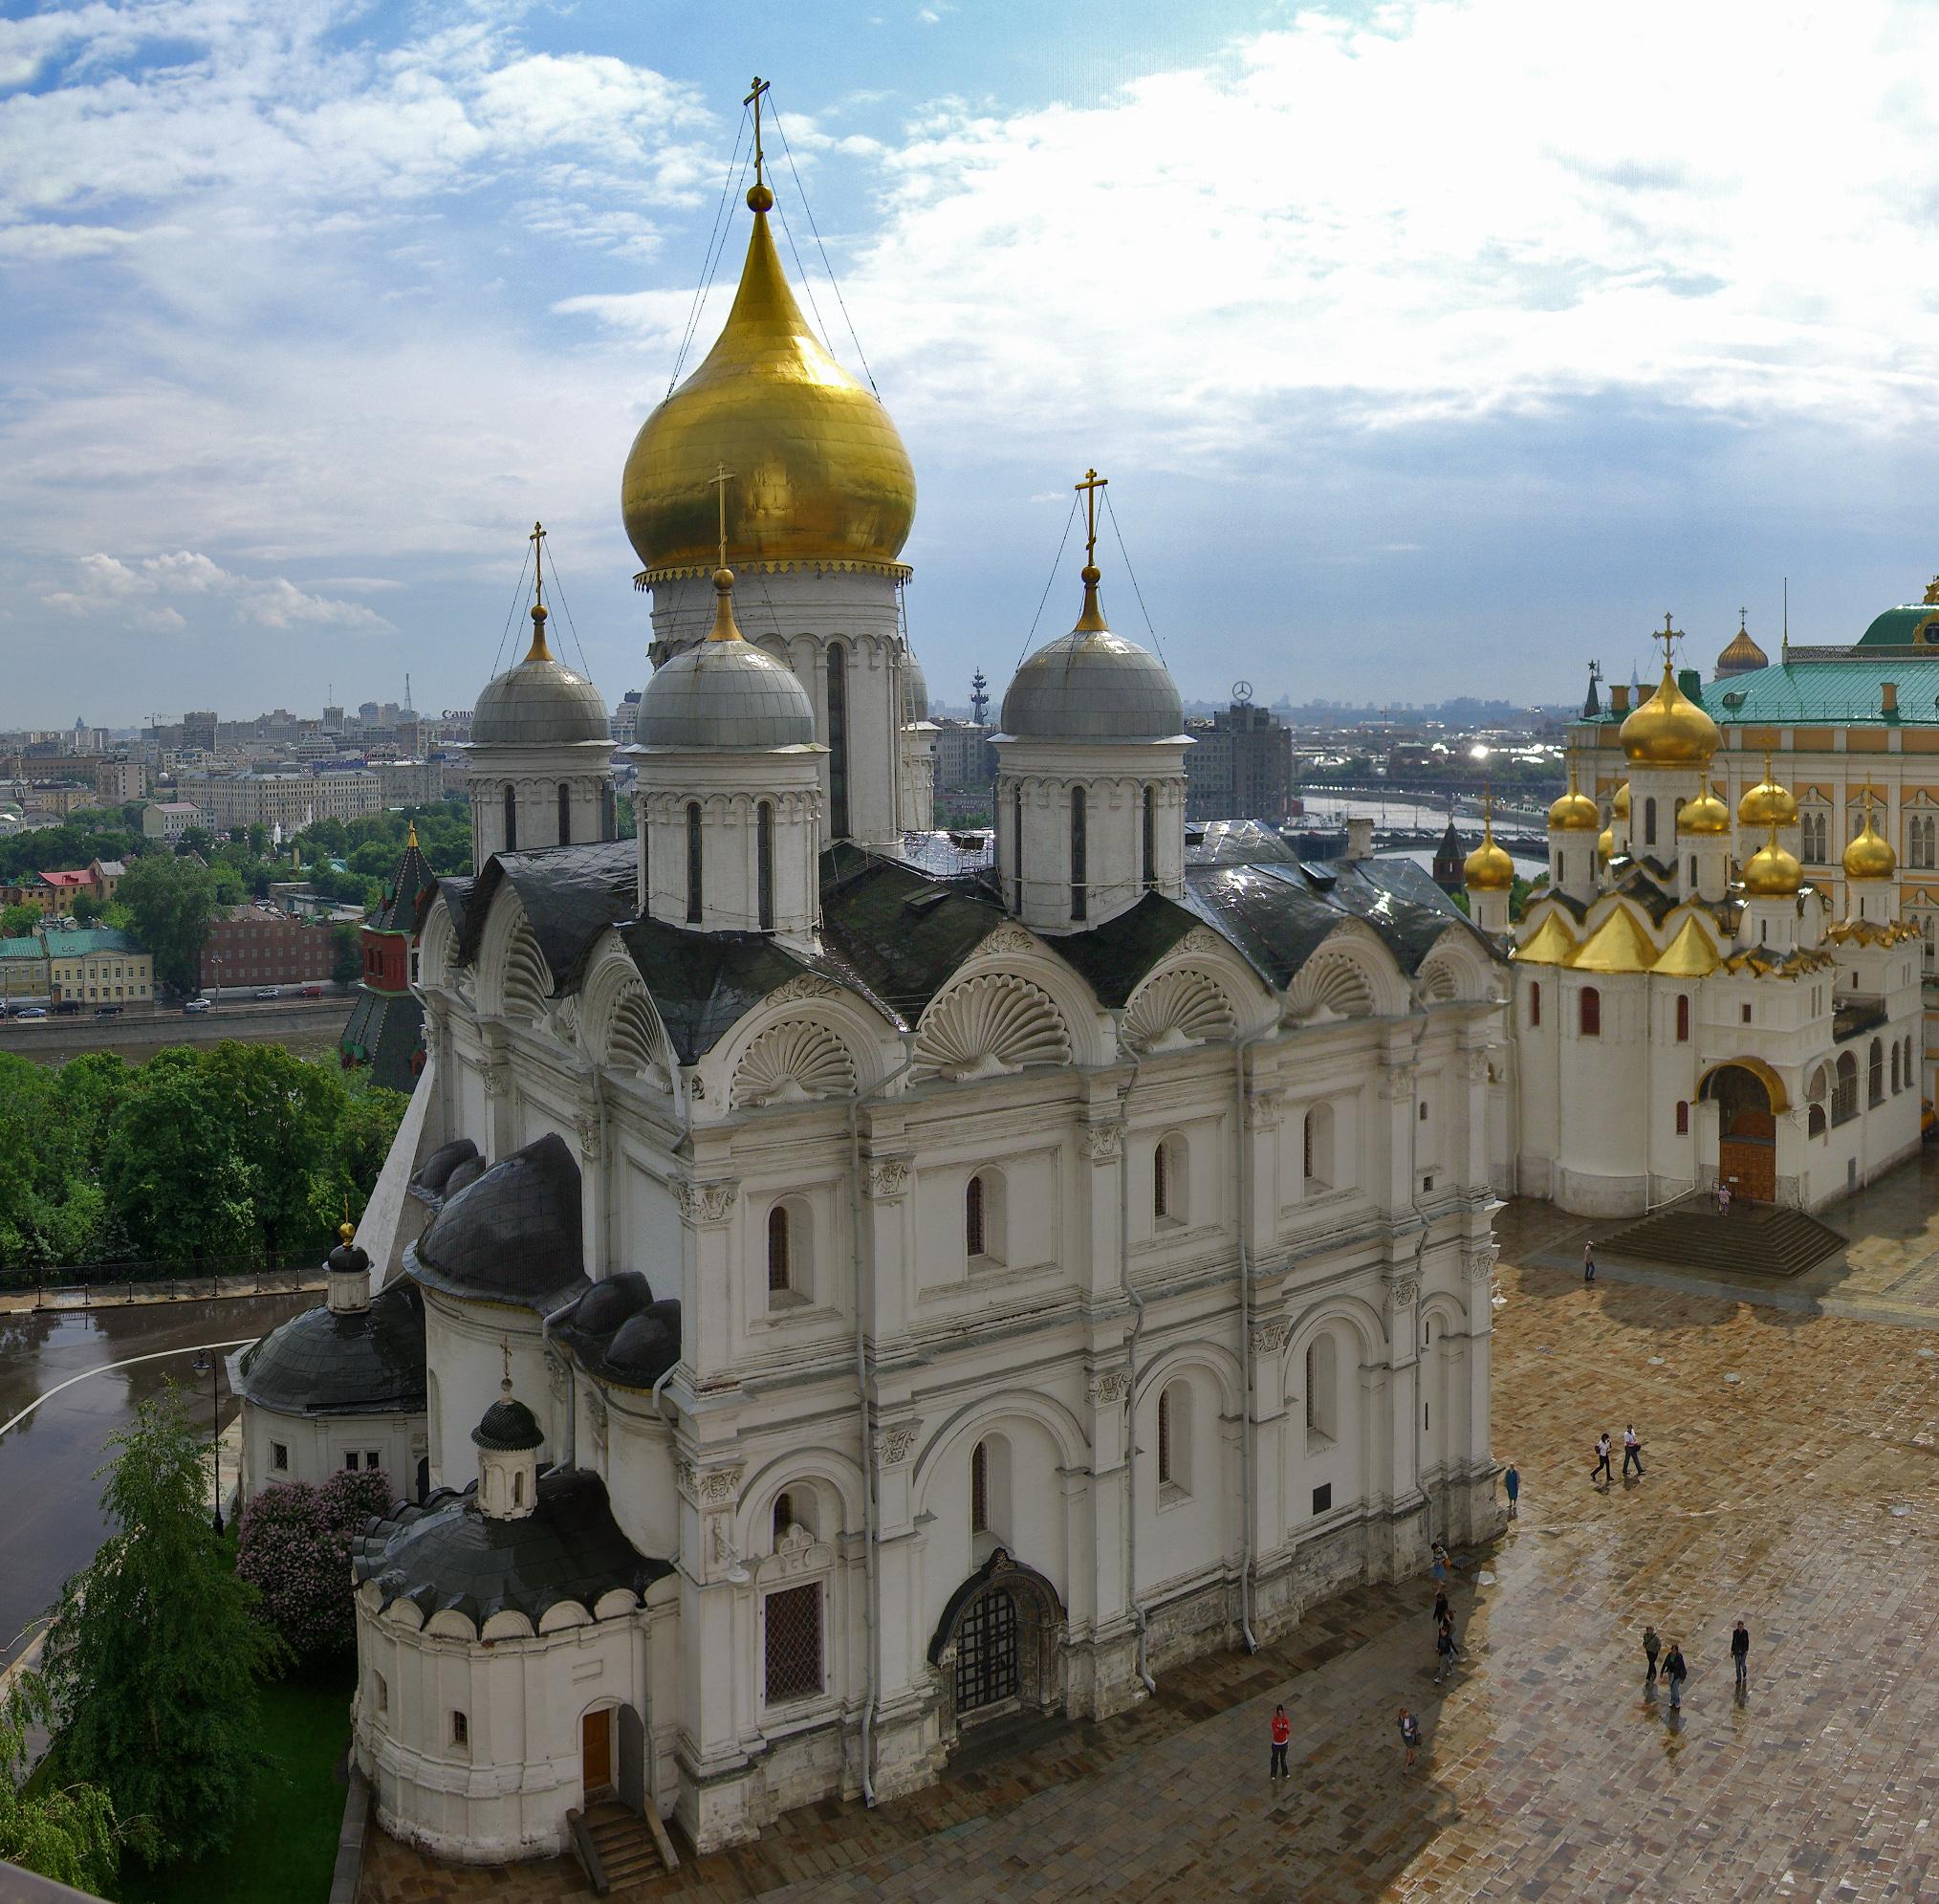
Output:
[
  {"xmin": 636, "ymin": 639, "xmax": 816, "ymax": 752},
  {"xmin": 902, "ymin": 647, "xmax": 929, "ymax": 723},
  {"xmin": 1001, "ymin": 628, "xmax": 1184, "ymax": 742},
  {"xmin": 471, "ymin": 655, "xmax": 611, "ymax": 747}
]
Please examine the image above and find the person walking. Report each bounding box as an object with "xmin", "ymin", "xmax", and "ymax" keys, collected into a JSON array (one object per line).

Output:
[
  {"xmin": 1270, "ymin": 1703, "xmax": 1291, "ymax": 1780},
  {"xmin": 1664, "ymin": 1640, "xmax": 1688, "ymax": 1711},
  {"xmin": 1731, "ymin": 1620, "xmax": 1750, "ymax": 1690},
  {"xmin": 1398, "ymin": 1706, "xmax": 1420, "ymax": 1768},
  {"xmin": 1429, "ymin": 1542, "xmax": 1449, "ymax": 1584},
  {"xmin": 1433, "ymin": 1585, "xmax": 1450, "ymax": 1629},
  {"xmin": 1717, "ymin": 1181, "xmax": 1732, "ymax": 1217},
  {"xmin": 1434, "ymin": 1618, "xmax": 1456, "ymax": 1684},
  {"xmin": 1623, "ymin": 1424, "xmax": 1645, "ymax": 1478},
  {"xmin": 1583, "ymin": 1242, "xmax": 1597, "ymax": 1283},
  {"xmin": 1504, "ymin": 1461, "xmax": 1520, "ymax": 1519},
  {"xmin": 1643, "ymin": 1624, "xmax": 1662, "ymax": 1686},
  {"xmin": 1593, "ymin": 1433, "xmax": 1613, "ymax": 1484}
]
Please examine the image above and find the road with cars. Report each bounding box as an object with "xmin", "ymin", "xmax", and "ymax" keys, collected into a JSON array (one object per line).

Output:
[{"xmin": 0, "ymin": 994, "xmax": 351, "ymax": 1065}]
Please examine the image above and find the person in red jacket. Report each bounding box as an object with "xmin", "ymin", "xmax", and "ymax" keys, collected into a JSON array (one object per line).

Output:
[{"xmin": 1270, "ymin": 1704, "xmax": 1291, "ymax": 1780}]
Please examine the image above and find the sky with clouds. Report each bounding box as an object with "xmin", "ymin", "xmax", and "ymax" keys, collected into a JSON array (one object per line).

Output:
[{"xmin": 6, "ymin": 0, "xmax": 1939, "ymax": 729}]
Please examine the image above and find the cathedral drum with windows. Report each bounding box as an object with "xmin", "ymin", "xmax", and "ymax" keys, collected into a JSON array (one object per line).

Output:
[
  {"xmin": 341, "ymin": 134, "xmax": 1510, "ymax": 1868},
  {"xmin": 1495, "ymin": 629, "xmax": 1924, "ymax": 1217}
]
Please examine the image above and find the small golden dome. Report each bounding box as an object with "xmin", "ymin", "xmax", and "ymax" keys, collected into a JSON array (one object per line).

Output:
[
  {"xmin": 1612, "ymin": 782, "xmax": 1630, "ymax": 821},
  {"xmin": 1743, "ymin": 826, "xmax": 1802, "ymax": 898},
  {"xmin": 1844, "ymin": 800, "xmax": 1896, "ymax": 881},
  {"xmin": 1597, "ymin": 826, "xmax": 1614, "ymax": 864},
  {"xmin": 1678, "ymin": 778, "xmax": 1730, "ymax": 837},
  {"xmin": 1621, "ymin": 659, "xmax": 1718, "ymax": 765},
  {"xmin": 1737, "ymin": 754, "xmax": 1797, "ymax": 828},
  {"xmin": 1548, "ymin": 763, "xmax": 1600, "ymax": 833},
  {"xmin": 1714, "ymin": 609, "xmax": 1768, "ymax": 679},
  {"xmin": 621, "ymin": 191, "xmax": 916, "ymax": 580},
  {"xmin": 1463, "ymin": 809, "xmax": 1514, "ymax": 891}
]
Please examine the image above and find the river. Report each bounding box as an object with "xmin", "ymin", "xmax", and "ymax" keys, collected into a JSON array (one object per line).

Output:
[{"xmin": 0, "ymin": 1291, "xmax": 317, "ymax": 1667}]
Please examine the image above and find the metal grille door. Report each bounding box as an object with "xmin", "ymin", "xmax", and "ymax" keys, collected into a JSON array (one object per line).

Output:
[{"xmin": 954, "ymin": 1587, "xmax": 1019, "ymax": 1714}]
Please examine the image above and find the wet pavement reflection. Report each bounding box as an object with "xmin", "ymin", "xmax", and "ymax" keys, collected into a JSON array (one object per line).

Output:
[{"xmin": 0, "ymin": 1292, "xmax": 316, "ymax": 1664}]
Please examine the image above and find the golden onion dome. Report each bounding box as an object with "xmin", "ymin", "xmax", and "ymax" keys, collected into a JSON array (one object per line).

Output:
[
  {"xmin": 1678, "ymin": 777, "xmax": 1730, "ymax": 837},
  {"xmin": 621, "ymin": 185, "xmax": 916, "ymax": 581},
  {"xmin": 1597, "ymin": 825, "xmax": 1614, "ymax": 864},
  {"xmin": 1612, "ymin": 781, "xmax": 1630, "ymax": 821},
  {"xmin": 1620, "ymin": 659, "xmax": 1718, "ymax": 765},
  {"xmin": 1843, "ymin": 801, "xmax": 1896, "ymax": 881},
  {"xmin": 1547, "ymin": 763, "xmax": 1600, "ymax": 833},
  {"xmin": 1742, "ymin": 825, "xmax": 1802, "ymax": 898},
  {"xmin": 1463, "ymin": 809, "xmax": 1514, "ymax": 892},
  {"xmin": 1737, "ymin": 754, "xmax": 1797, "ymax": 828}
]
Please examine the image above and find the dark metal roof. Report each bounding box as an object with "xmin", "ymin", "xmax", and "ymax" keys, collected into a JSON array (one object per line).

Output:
[
  {"xmin": 1049, "ymin": 890, "xmax": 1204, "ymax": 1009},
  {"xmin": 352, "ymin": 1467, "xmax": 670, "ymax": 1630},
  {"xmin": 1183, "ymin": 820, "xmax": 1296, "ymax": 866},
  {"xmin": 448, "ymin": 840, "xmax": 638, "ymax": 991},
  {"xmin": 817, "ymin": 845, "xmax": 1007, "ymax": 1024},
  {"xmin": 551, "ymin": 1270, "xmax": 683, "ymax": 1390},
  {"xmin": 372, "ymin": 838, "xmax": 439, "ymax": 935},
  {"xmin": 341, "ymin": 981, "xmax": 425, "ymax": 1094},
  {"xmin": 472, "ymin": 1397, "xmax": 544, "ymax": 1451},
  {"xmin": 407, "ymin": 1133, "xmax": 591, "ymax": 1315},
  {"xmin": 238, "ymin": 1280, "xmax": 426, "ymax": 1418}
]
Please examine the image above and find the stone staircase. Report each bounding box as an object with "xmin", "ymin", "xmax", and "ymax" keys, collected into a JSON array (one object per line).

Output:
[
  {"xmin": 569, "ymin": 1794, "xmax": 679, "ymax": 1894},
  {"xmin": 1599, "ymin": 1204, "xmax": 1847, "ymax": 1280}
]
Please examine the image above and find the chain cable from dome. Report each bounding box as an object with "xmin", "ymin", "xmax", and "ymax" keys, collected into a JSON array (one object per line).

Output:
[
  {"xmin": 667, "ymin": 105, "xmax": 753, "ymax": 397},
  {"xmin": 534, "ymin": 525, "xmax": 597, "ymax": 678},
  {"xmin": 1013, "ymin": 492, "xmax": 1082, "ymax": 679},
  {"xmin": 490, "ymin": 539, "xmax": 535, "ymax": 680},
  {"xmin": 1102, "ymin": 484, "xmax": 1168, "ymax": 668}
]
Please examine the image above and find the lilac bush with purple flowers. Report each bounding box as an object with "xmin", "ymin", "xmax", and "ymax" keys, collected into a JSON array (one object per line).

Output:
[{"xmin": 237, "ymin": 1467, "xmax": 394, "ymax": 1660}]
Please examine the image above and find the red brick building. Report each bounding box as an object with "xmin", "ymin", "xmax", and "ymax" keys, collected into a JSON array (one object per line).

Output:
[{"xmin": 200, "ymin": 907, "xmax": 339, "ymax": 991}]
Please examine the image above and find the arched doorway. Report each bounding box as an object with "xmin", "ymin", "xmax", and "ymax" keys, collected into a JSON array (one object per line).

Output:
[
  {"xmin": 1703, "ymin": 1062, "xmax": 1778, "ymax": 1203},
  {"xmin": 928, "ymin": 1548, "xmax": 1065, "ymax": 1740}
]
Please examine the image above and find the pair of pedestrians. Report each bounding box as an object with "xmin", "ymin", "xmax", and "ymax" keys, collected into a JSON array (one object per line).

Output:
[{"xmin": 1592, "ymin": 1424, "xmax": 1645, "ymax": 1483}]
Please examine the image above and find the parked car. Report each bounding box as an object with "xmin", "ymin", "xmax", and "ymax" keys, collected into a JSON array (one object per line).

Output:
[
  {"xmin": 94, "ymin": 1004, "xmax": 122, "ymax": 1018},
  {"xmin": 299, "ymin": 983, "xmax": 323, "ymax": 998},
  {"xmin": 51, "ymin": 999, "xmax": 81, "ymax": 1017},
  {"xmin": 14, "ymin": 1006, "xmax": 46, "ymax": 1019},
  {"xmin": 182, "ymin": 998, "xmax": 212, "ymax": 1015},
  {"xmin": 253, "ymin": 986, "xmax": 279, "ymax": 1000}
]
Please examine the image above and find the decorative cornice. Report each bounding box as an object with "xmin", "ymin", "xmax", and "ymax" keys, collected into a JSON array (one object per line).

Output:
[
  {"xmin": 1464, "ymin": 1245, "xmax": 1497, "ymax": 1284},
  {"xmin": 676, "ymin": 1458, "xmax": 744, "ymax": 1507},
  {"xmin": 1086, "ymin": 1368, "xmax": 1131, "ymax": 1407},
  {"xmin": 1250, "ymin": 1318, "xmax": 1293, "ymax": 1357},
  {"xmin": 866, "ymin": 1154, "xmax": 911, "ymax": 1200},
  {"xmin": 1377, "ymin": 1061, "xmax": 1418, "ymax": 1103},
  {"xmin": 1245, "ymin": 1090, "xmax": 1285, "ymax": 1132},
  {"xmin": 763, "ymin": 973, "xmax": 841, "ymax": 1007},
  {"xmin": 575, "ymin": 1111, "xmax": 601, "ymax": 1160},
  {"xmin": 1078, "ymin": 1119, "xmax": 1125, "ymax": 1162},
  {"xmin": 976, "ymin": 922, "xmax": 1038, "ymax": 960},
  {"xmin": 876, "ymin": 1420, "xmax": 922, "ymax": 1467},
  {"xmin": 1387, "ymin": 1276, "xmax": 1421, "ymax": 1313}
]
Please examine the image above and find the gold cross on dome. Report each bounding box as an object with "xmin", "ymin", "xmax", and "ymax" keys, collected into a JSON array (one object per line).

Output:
[
  {"xmin": 1075, "ymin": 468, "xmax": 1108, "ymax": 568},
  {"xmin": 1652, "ymin": 612, "xmax": 1682, "ymax": 667},
  {"xmin": 744, "ymin": 76, "xmax": 770, "ymax": 191},
  {"xmin": 529, "ymin": 520, "xmax": 546, "ymax": 603},
  {"xmin": 709, "ymin": 463, "xmax": 734, "ymax": 569}
]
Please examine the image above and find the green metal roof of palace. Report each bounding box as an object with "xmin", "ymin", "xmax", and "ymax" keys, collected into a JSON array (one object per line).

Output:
[
  {"xmin": 1580, "ymin": 646, "xmax": 1939, "ymax": 733},
  {"xmin": 39, "ymin": 928, "xmax": 144, "ymax": 956}
]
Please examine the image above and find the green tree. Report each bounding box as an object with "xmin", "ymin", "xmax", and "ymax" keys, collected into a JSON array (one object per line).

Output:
[
  {"xmin": 175, "ymin": 824, "xmax": 216, "ymax": 859},
  {"xmin": 333, "ymin": 1083, "xmax": 409, "ymax": 1206},
  {"xmin": 0, "ymin": 1697, "xmax": 123, "ymax": 1895},
  {"xmin": 23, "ymin": 1386, "xmax": 285, "ymax": 1868},
  {"xmin": 330, "ymin": 920, "xmax": 362, "ymax": 987},
  {"xmin": 0, "ymin": 901, "xmax": 40, "ymax": 938},
  {"xmin": 237, "ymin": 1469, "xmax": 393, "ymax": 1660},
  {"xmin": 246, "ymin": 822, "xmax": 270, "ymax": 856},
  {"xmin": 118, "ymin": 854, "xmax": 217, "ymax": 994},
  {"xmin": 70, "ymin": 889, "xmax": 103, "ymax": 925},
  {"xmin": 99, "ymin": 1061, "xmax": 259, "ymax": 1263}
]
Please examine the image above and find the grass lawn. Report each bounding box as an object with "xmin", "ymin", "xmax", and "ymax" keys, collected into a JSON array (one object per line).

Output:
[{"xmin": 115, "ymin": 1662, "xmax": 353, "ymax": 1904}]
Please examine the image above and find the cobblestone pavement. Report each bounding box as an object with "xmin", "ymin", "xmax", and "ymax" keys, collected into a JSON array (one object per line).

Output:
[{"xmin": 359, "ymin": 1186, "xmax": 1939, "ymax": 1902}]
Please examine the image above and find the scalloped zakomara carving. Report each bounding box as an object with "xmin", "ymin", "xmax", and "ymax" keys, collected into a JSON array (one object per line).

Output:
[
  {"xmin": 501, "ymin": 920, "xmax": 552, "ymax": 1019},
  {"xmin": 608, "ymin": 987, "xmax": 675, "ymax": 1089},
  {"xmin": 1285, "ymin": 952, "xmax": 1374, "ymax": 1022},
  {"xmin": 913, "ymin": 973, "xmax": 1072, "ymax": 1083},
  {"xmin": 730, "ymin": 1018, "xmax": 858, "ymax": 1108},
  {"xmin": 1122, "ymin": 966, "xmax": 1235, "ymax": 1055}
]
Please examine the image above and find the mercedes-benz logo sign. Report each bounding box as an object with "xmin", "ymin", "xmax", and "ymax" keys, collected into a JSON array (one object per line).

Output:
[{"xmin": 1231, "ymin": 680, "xmax": 1254, "ymax": 704}]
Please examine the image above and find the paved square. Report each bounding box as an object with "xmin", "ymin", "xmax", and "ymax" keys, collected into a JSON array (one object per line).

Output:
[{"xmin": 360, "ymin": 1175, "xmax": 1939, "ymax": 1902}]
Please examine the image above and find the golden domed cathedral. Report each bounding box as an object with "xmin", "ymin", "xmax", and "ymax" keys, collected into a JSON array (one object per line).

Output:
[{"xmin": 1479, "ymin": 616, "xmax": 1925, "ymax": 1217}]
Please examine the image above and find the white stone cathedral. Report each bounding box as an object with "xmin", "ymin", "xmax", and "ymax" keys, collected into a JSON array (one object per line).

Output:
[{"xmin": 313, "ymin": 147, "xmax": 1507, "ymax": 1869}]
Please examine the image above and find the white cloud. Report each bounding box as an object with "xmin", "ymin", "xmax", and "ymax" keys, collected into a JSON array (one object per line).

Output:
[{"xmin": 41, "ymin": 549, "xmax": 391, "ymax": 633}]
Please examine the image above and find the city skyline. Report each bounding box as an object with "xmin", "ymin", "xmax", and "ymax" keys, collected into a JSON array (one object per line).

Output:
[{"xmin": 8, "ymin": 3, "xmax": 1939, "ymax": 724}]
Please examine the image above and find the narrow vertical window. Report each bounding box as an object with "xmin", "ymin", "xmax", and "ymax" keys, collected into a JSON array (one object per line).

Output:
[
  {"xmin": 1675, "ymin": 995, "xmax": 1689, "ymax": 1042},
  {"xmin": 1153, "ymin": 1138, "xmax": 1169, "ymax": 1220},
  {"xmin": 1675, "ymin": 1100, "xmax": 1688, "ymax": 1135},
  {"xmin": 1580, "ymin": 987, "xmax": 1601, "ymax": 1037},
  {"xmin": 503, "ymin": 784, "xmax": 517, "ymax": 853},
  {"xmin": 1013, "ymin": 785, "xmax": 1025, "ymax": 910},
  {"xmin": 1644, "ymin": 797, "xmax": 1657, "ymax": 847},
  {"xmin": 557, "ymin": 780, "xmax": 572, "ymax": 845},
  {"xmin": 826, "ymin": 644, "xmax": 851, "ymax": 840},
  {"xmin": 965, "ymin": 1174, "xmax": 985, "ymax": 1258},
  {"xmin": 686, "ymin": 801, "xmax": 703, "ymax": 924},
  {"xmin": 1529, "ymin": 980, "xmax": 1541, "ymax": 1027},
  {"xmin": 767, "ymin": 1206, "xmax": 791, "ymax": 1293},
  {"xmin": 757, "ymin": 800, "xmax": 775, "ymax": 932},
  {"xmin": 1689, "ymin": 856, "xmax": 1697, "ymax": 887},
  {"xmin": 1070, "ymin": 786, "xmax": 1088, "ymax": 921},
  {"xmin": 970, "ymin": 1441, "xmax": 989, "ymax": 1535},
  {"xmin": 1143, "ymin": 786, "xmax": 1156, "ymax": 889},
  {"xmin": 1157, "ymin": 1389, "xmax": 1172, "ymax": 1486}
]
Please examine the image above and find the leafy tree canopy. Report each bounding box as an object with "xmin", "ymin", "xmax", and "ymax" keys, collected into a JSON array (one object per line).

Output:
[
  {"xmin": 21, "ymin": 1386, "xmax": 288, "ymax": 1868},
  {"xmin": 118, "ymin": 854, "xmax": 218, "ymax": 995},
  {"xmin": 0, "ymin": 901, "xmax": 41, "ymax": 939},
  {"xmin": 0, "ymin": 1696, "xmax": 124, "ymax": 1897}
]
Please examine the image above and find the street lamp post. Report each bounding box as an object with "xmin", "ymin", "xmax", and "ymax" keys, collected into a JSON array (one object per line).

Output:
[{"xmin": 193, "ymin": 1347, "xmax": 225, "ymax": 1536}]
